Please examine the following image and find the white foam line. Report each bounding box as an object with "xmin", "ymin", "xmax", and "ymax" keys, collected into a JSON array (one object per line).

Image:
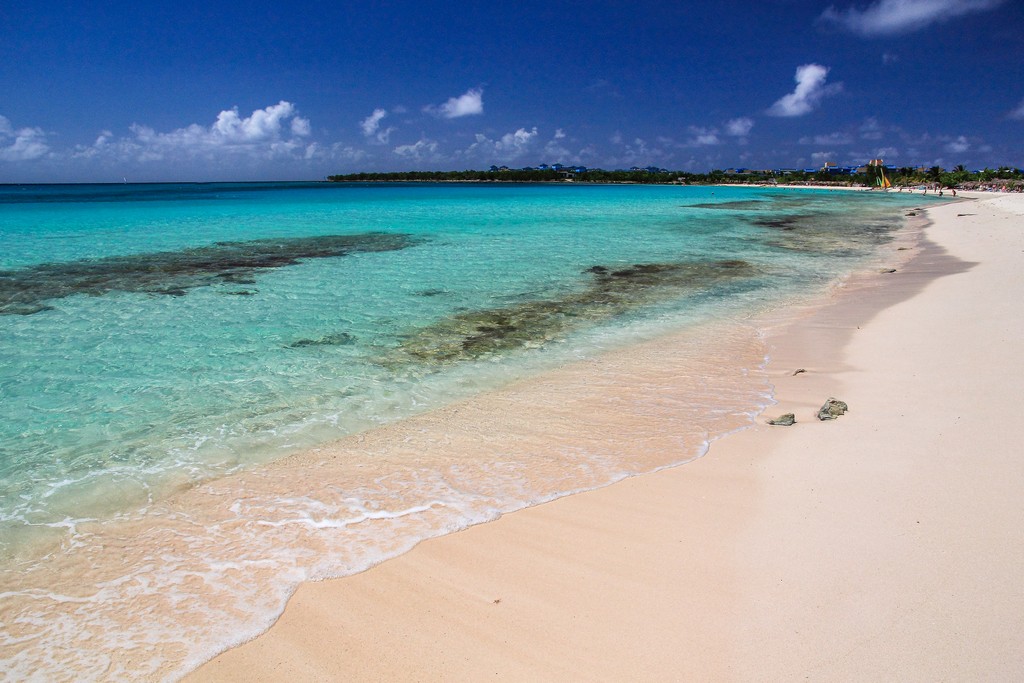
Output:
[
  {"xmin": 255, "ymin": 502, "xmax": 445, "ymax": 530},
  {"xmin": 0, "ymin": 590, "xmax": 95, "ymax": 604}
]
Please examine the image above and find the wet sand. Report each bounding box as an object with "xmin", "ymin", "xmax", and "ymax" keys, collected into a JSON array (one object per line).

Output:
[{"xmin": 189, "ymin": 192, "xmax": 1024, "ymax": 681}]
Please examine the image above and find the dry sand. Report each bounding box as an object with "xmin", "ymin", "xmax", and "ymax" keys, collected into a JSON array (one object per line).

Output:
[{"xmin": 189, "ymin": 192, "xmax": 1024, "ymax": 682}]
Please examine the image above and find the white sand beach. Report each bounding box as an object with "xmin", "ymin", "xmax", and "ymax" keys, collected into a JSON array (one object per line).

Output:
[{"xmin": 189, "ymin": 192, "xmax": 1024, "ymax": 681}]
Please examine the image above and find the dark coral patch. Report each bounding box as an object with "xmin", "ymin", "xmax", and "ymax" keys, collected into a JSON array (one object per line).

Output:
[
  {"xmin": 686, "ymin": 200, "xmax": 770, "ymax": 210},
  {"xmin": 389, "ymin": 259, "xmax": 759, "ymax": 366},
  {"xmin": 0, "ymin": 233, "xmax": 420, "ymax": 315},
  {"xmin": 288, "ymin": 332, "xmax": 357, "ymax": 348}
]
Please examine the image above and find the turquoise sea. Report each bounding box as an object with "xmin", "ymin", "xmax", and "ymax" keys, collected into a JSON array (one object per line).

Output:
[{"xmin": 0, "ymin": 182, "xmax": 936, "ymax": 679}]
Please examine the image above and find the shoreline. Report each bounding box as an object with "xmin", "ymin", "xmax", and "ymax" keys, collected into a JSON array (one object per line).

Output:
[
  {"xmin": 2, "ymin": 185, "xmax": 932, "ymax": 681},
  {"xmin": 188, "ymin": 192, "xmax": 1024, "ymax": 680}
]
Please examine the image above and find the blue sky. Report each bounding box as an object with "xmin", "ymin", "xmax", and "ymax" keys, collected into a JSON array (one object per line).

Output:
[{"xmin": 2, "ymin": 0, "xmax": 1022, "ymax": 182}]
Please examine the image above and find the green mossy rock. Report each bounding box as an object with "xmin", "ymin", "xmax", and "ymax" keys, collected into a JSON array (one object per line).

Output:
[{"xmin": 816, "ymin": 398, "xmax": 849, "ymax": 421}]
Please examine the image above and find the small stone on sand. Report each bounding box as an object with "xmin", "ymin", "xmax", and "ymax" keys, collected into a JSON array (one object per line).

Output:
[{"xmin": 816, "ymin": 398, "xmax": 848, "ymax": 421}]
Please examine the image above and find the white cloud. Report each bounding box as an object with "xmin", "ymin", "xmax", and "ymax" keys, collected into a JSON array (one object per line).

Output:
[
  {"xmin": 393, "ymin": 138, "xmax": 439, "ymax": 160},
  {"xmin": 725, "ymin": 117, "xmax": 754, "ymax": 137},
  {"xmin": 768, "ymin": 64, "xmax": 842, "ymax": 117},
  {"xmin": 493, "ymin": 127, "xmax": 538, "ymax": 153},
  {"xmin": 602, "ymin": 136, "xmax": 673, "ymax": 168},
  {"xmin": 820, "ymin": 0, "xmax": 1005, "ymax": 37},
  {"xmin": 811, "ymin": 151, "xmax": 836, "ymax": 165},
  {"xmin": 687, "ymin": 126, "xmax": 720, "ymax": 146},
  {"xmin": 324, "ymin": 143, "xmax": 367, "ymax": 163},
  {"xmin": 302, "ymin": 142, "xmax": 321, "ymax": 160},
  {"xmin": 0, "ymin": 114, "xmax": 50, "ymax": 161},
  {"xmin": 210, "ymin": 101, "xmax": 309, "ymax": 143},
  {"xmin": 541, "ymin": 129, "xmax": 573, "ymax": 161},
  {"xmin": 66, "ymin": 101, "xmax": 314, "ymax": 166},
  {"xmin": 426, "ymin": 88, "xmax": 484, "ymax": 119},
  {"xmin": 945, "ymin": 135, "xmax": 970, "ymax": 153},
  {"xmin": 875, "ymin": 146, "xmax": 900, "ymax": 158},
  {"xmin": 1009, "ymin": 98, "xmax": 1024, "ymax": 120},
  {"xmin": 290, "ymin": 117, "xmax": 311, "ymax": 137},
  {"xmin": 361, "ymin": 109, "xmax": 387, "ymax": 136},
  {"xmin": 71, "ymin": 131, "xmax": 114, "ymax": 159},
  {"xmin": 493, "ymin": 127, "xmax": 540, "ymax": 153},
  {"xmin": 860, "ymin": 117, "xmax": 885, "ymax": 140},
  {"xmin": 360, "ymin": 108, "xmax": 396, "ymax": 144},
  {"xmin": 799, "ymin": 132, "xmax": 854, "ymax": 145},
  {"xmin": 463, "ymin": 127, "xmax": 539, "ymax": 162}
]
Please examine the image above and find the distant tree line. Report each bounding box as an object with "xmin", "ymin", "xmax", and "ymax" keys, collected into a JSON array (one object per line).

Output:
[
  {"xmin": 327, "ymin": 165, "xmax": 1024, "ymax": 189},
  {"xmin": 888, "ymin": 165, "xmax": 1023, "ymax": 189},
  {"xmin": 329, "ymin": 169, "xmax": 564, "ymax": 182}
]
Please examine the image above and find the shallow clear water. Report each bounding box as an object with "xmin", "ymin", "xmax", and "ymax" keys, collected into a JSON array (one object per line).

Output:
[{"xmin": 0, "ymin": 182, "xmax": 935, "ymax": 679}]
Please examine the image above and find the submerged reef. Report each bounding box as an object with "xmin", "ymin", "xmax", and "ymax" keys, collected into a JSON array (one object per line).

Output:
[
  {"xmin": 388, "ymin": 259, "xmax": 758, "ymax": 366},
  {"xmin": 686, "ymin": 200, "xmax": 770, "ymax": 210},
  {"xmin": 287, "ymin": 332, "xmax": 357, "ymax": 348},
  {"xmin": 0, "ymin": 233, "xmax": 419, "ymax": 315},
  {"xmin": 749, "ymin": 213, "xmax": 900, "ymax": 256}
]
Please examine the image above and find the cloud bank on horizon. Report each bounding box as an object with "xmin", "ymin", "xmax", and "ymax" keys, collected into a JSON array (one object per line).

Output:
[
  {"xmin": 69, "ymin": 102, "xmax": 316, "ymax": 166},
  {"xmin": 1, "ymin": 1, "xmax": 1021, "ymax": 181}
]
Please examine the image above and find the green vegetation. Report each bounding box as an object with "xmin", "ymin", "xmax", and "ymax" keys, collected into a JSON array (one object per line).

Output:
[
  {"xmin": 889, "ymin": 165, "xmax": 1023, "ymax": 190},
  {"xmin": 327, "ymin": 165, "xmax": 1024, "ymax": 189},
  {"xmin": 329, "ymin": 169, "xmax": 564, "ymax": 182},
  {"xmin": 326, "ymin": 169, "xmax": 683, "ymax": 183}
]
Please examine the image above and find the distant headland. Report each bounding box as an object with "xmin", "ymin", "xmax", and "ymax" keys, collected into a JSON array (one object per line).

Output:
[{"xmin": 328, "ymin": 162, "xmax": 1024, "ymax": 191}]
